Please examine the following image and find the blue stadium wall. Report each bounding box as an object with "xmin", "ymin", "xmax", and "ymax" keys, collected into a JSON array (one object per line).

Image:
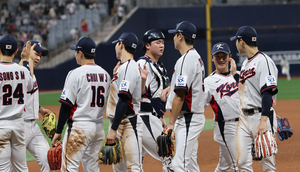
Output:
[{"xmin": 36, "ymin": 4, "xmax": 300, "ymax": 90}]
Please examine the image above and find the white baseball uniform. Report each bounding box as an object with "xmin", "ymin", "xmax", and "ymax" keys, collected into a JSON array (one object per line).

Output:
[
  {"xmin": 106, "ymin": 59, "xmax": 143, "ymax": 172},
  {"xmin": 137, "ymin": 56, "xmax": 172, "ymax": 171},
  {"xmin": 236, "ymin": 52, "xmax": 278, "ymax": 172},
  {"xmin": 59, "ymin": 64, "xmax": 111, "ymax": 172},
  {"xmin": 204, "ymin": 71, "xmax": 240, "ymax": 172},
  {"xmin": 22, "ymin": 74, "xmax": 50, "ymax": 172},
  {"xmin": 0, "ymin": 62, "xmax": 33, "ymax": 172},
  {"xmin": 166, "ymin": 48, "xmax": 205, "ymax": 172}
]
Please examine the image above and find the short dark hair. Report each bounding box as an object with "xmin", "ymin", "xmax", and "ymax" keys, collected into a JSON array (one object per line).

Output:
[
  {"xmin": 238, "ymin": 38, "xmax": 257, "ymax": 47},
  {"xmin": 76, "ymin": 49, "xmax": 95, "ymax": 59},
  {"xmin": 176, "ymin": 33, "xmax": 195, "ymax": 45},
  {"xmin": 123, "ymin": 43, "xmax": 136, "ymax": 55},
  {"xmin": 1, "ymin": 49, "xmax": 16, "ymax": 56}
]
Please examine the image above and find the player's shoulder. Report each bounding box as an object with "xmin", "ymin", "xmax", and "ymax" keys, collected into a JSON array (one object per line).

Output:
[{"xmin": 204, "ymin": 71, "xmax": 217, "ymax": 82}]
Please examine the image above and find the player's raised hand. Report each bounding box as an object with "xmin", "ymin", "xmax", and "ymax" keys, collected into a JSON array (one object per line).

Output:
[
  {"xmin": 113, "ymin": 61, "xmax": 121, "ymax": 74},
  {"xmin": 138, "ymin": 63, "xmax": 148, "ymax": 81},
  {"xmin": 229, "ymin": 58, "xmax": 237, "ymax": 76},
  {"xmin": 21, "ymin": 41, "xmax": 32, "ymax": 60}
]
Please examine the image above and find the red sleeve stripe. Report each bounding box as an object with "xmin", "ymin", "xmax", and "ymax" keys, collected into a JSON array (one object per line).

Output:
[
  {"xmin": 119, "ymin": 91, "xmax": 132, "ymax": 98},
  {"xmin": 59, "ymin": 99, "xmax": 73, "ymax": 107},
  {"xmin": 261, "ymin": 85, "xmax": 277, "ymax": 93}
]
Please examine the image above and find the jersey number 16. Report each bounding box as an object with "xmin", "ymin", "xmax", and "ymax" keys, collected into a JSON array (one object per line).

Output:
[{"xmin": 90, "ymin": 86, "xmax": 105, "ymax": 107}]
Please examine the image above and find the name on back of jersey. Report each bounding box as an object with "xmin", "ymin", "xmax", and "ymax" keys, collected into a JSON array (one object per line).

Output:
[
  {"xmin": 86, "ymin": 73, "xmax": 108, "ymax": 82},
  {"xmin": 0, "ymin": 71, "xmax": 26, "ymax": 81}
]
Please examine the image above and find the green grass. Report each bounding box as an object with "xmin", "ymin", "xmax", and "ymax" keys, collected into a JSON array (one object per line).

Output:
[
  {"xmin": 39, "ymin": 92, "xmax": 61, "ymax": 105},
  {"xmin": 277, "ymin": 78, "xmax": 300, "ymax": 100}
]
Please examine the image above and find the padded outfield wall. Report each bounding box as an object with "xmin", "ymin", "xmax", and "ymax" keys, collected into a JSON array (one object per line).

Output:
[{"xmin": 35, "ymin": 4, "xmax": 300, "ymax": 90}]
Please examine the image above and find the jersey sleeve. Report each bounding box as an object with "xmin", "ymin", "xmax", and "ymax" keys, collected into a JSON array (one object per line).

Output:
[
  {"xmin": 59, "ymin": 70, "xmax": 78, "ymax": 107},
  {"xmin": 174, "ymin": 57, "xmax": 198, "ymax": 95},
  {"xmin": 259, "ymin": 57, "xmax": 278, "ymax": 95},
  {"xmin": 25, "ymin": 69, "xmax": 33, "ymax": 92},
  {"xmin": 204, "ymin": 79, "xmax": 212, "ymax": 108},
  {"xmin": 118, "ymin": 62, "xmax": 140, "ymax": 100}
]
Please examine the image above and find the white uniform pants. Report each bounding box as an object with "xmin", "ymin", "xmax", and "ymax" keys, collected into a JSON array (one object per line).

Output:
[
  {"xmin": 0, "ymin": 118, "xmax": 28, "ymax": 172},
  {"xmin": 24, "ymin": 120, "xmax": 50, "ymax": 172},
  {"xmin": 236, "ymin": 110, "xmax": 277, "ymax": 172},
  {"xmin": 139, "ymin": 112, "xmax": 172, "ymax": 170},
  {"xmin": 172, "ymin": 113, "xmax": 205, "ymax": 172},
  {"xmin": 61, "ymin": 121, "xmax": 105, "ymax": 172},
  {"xmin": 214, "ymin": 121, "xmax": 238, "ymax": 172},
  {"xmin": 110, "ymin": 115, "xmax": 143, "ymax": 172}
]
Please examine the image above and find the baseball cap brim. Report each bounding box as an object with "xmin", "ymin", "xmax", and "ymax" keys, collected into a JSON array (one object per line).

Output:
[
  {"xmin": 168, "ymin": 29, "xmax": 177, "ymax": 34},
  {"xmin": 112, "ymin": 39, "xmax": 120, "ymax": 44},
  {"xmin": 212, "ymin": 50, "xmax": 231, "ymax": 55},
  {"xmin": 34, "ymin": 46, "xmax": 49, "ymax": 56},
  {"xmin": 230, "ymin": 36, "xmax": 237, "ymax": 41},
  {"xmin": 69, "ymin": 44, "xmax": 76, "ymax": 50}
]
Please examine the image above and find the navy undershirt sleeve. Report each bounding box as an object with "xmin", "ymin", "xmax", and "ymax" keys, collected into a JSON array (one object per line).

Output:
[
  {"xmin": 261, "ymin": 91, "xmax": 272, "ymax": 117},
  {"xmin": 111, "ymin": 95, "xmax": 130, "ymax": 131},
  {"xmin": 56, "ymin": 103, "xmax": 71, "ymax": 134}
]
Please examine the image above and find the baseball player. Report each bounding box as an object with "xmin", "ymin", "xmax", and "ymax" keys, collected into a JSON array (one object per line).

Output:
[
  {"xmin": 52, "ymin": 36, "xmax": 111, "ymax": 172},
  {"xmin": 230, "ymin": 26, "xmax": 278, "ymax": 172},
  {"xmin": 165, "ymin": 21, "xmax": 206, "ymax": 172},
  {"xmin": 137, "ymin": 29, "xmax": 173, "ymax": 171},
  {"xmin": 19, "ymin": 40, "xmax": 52, "ymax": 172},
  {"xmin": 204, "ymin": 42, "xmax": 240, "ymax": 172},
  {"xmin": 105, "ymin": 32, "xmax": 143, "ymax": 172},
  {"xmin": 280, "ymin": 57, "xmax": 291, "ymax": 81},
  {"xmin": 0, "ymin": 35, "xmax": 33, "ymax": 172}
]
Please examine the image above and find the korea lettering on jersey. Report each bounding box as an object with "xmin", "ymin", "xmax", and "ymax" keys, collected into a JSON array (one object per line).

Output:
[
  {"xmin": 106, "ymin": 60, "xmax": 141, "ymax": 119},
  {"xmin": 166, "ymin": 49, "xmax": 205, "ymax": 113},
  {"xmin": 239, "ymin": 52, "xmax": 278, "ymax": 109},
  {"xmin": 204, "ymin": 72, "xmax": 241, "ymax": 121},
  {"xmin": 59, "ymin": 64, "xmax": 111, "ymax": 122},
  {"xmin": 0, "ymin": 62, "xmax": 33, "ymax": 119}
]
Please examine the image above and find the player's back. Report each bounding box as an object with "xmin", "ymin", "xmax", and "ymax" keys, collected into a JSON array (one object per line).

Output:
[
  {"xmin": 64, "ymin": 64, "xmax": 111, "ymax": 122},
  {"xmin": 0, "ymin": 62, "xmax": 33, "ymax": 119}
]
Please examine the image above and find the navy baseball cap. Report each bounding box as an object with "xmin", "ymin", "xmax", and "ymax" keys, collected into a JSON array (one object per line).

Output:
[
  {"xmin": 230, "ymin": 26, "xmax": 257, "ymax": 42},
  {"xmin": 168, "ymin": 21, "xmax": 197, "ymax": 39},
  {"xmin": 23, "ymin": 40, "xmax": 49, "ymax": 56},
  {"xmin": 0, "ymin": 34, "xmax": 18, "ymax": 51},
  {"xmin": 70, "ymin": 37, "xmax": 96, "ymax": 54},
  {"xmin": 212, "ymin": 42, "xmax": 231, "ymax": 55},
  {"xmin": 112, "ymin": 32, "xmax": 139, "ymax": 49}
]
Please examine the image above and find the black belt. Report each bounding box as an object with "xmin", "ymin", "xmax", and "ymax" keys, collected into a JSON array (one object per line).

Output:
[
  {"xmin": 222, "ymin": 117, "xmax": 239, "ymax": 122},
  {"xmin": 243, "ymin": 108, "xmax": 262, "ymax": 115}
]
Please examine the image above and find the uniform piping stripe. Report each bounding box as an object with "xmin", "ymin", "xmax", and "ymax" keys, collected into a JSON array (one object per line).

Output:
[
  {"xmin": 248, "ymin": 52, "xmax": 262, "ymax": 62},
  {"xmin": 261, "ymin": 85, "xmax": 277, "ymax": 93},
  {"xmin": 183, "ymin": 113, "xmax": 193, "ymax": 169},
  {"xmin": 59, "ymin": 99, "xmax": 73, "ymax": 108}
]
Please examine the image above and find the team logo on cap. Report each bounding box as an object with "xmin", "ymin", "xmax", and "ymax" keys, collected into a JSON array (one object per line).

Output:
[
  {"xmin": 6, "ymin": 45, "xmax": 12, "ymax": 49},
  {"xmin": 216, "ymin": 43, "xmax": 224, "ymax": 50},
  {"xmin": 192, "ymin": 34, "xmax": 196, "ymax": 39},
  {"xmin": 252, "ymin": 37, "xmax": 257, "ymax": 41},
  {"xmin": 132, "ymin": 43, "xmax": 137, "ymax": 49},
  {"xmin": 91, "ymin": 48, "xmax": 95, "ymax": 53}
]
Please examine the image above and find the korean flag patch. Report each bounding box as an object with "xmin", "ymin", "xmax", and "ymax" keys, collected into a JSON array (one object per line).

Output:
[
  {"xmin": 175, "ymin": 75, "xmax": 187, "ymax": 87},
  {"xmin": 60, "ymin": 89, "xmax": 68, "ymax": 100},
  {"xmin": 120, "ymin": 80, "xmax": 130, "ymax": 92},
  {"xmin": 266, "ymin": 75, "xmax": 276, "ymax": 86}
]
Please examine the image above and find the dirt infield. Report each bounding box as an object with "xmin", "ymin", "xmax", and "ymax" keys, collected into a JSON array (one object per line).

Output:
[{"xmin": 28, "ymin": 100, "xmax": 300, "ymax": 171}]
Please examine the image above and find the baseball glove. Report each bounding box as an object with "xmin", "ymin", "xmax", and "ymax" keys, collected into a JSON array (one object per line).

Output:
[
  {"xmin": 47, "ymin": 141, "xmax": 62, "ymax": 170},
  {"xmin": 42, "ymin": 112, "xmax": 56, "ymax": 139},
  {"xmin": 156, "ymin": 127, "xmax": 176, "ymax": 158},
  {"xmin": 99, "ymin": 138, "xmax": 123, "ymax": 165},
  {"xmin": 252, "ymin": 130, "xmax": 277, "ymax": 161},
  {"xmin": 276, "ymin": 116, "xmax": 293, "ymax": 141}
]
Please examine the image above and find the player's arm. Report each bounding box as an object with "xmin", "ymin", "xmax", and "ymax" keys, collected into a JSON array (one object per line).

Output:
[
  {"xmin": 229, "ymin": 58, "xmax": 239, "ymax": 83},
  {"xmin": 161, "ymin": 86, "xmax": 171, "ymax": 102},
  {"xmin": 168, "ymin": 90, "xmax": 186, "ymax": 130},
  {"xmin": 52, "ymin": 103, "xmax": 71, "ymax": 146},
  {"xmin": 106, "ymin": 95, "xmax": 129, "ymax": 144},
  {"xmin": 19, "ymin": 41, "xmax": 35, "ymax": 77}
]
